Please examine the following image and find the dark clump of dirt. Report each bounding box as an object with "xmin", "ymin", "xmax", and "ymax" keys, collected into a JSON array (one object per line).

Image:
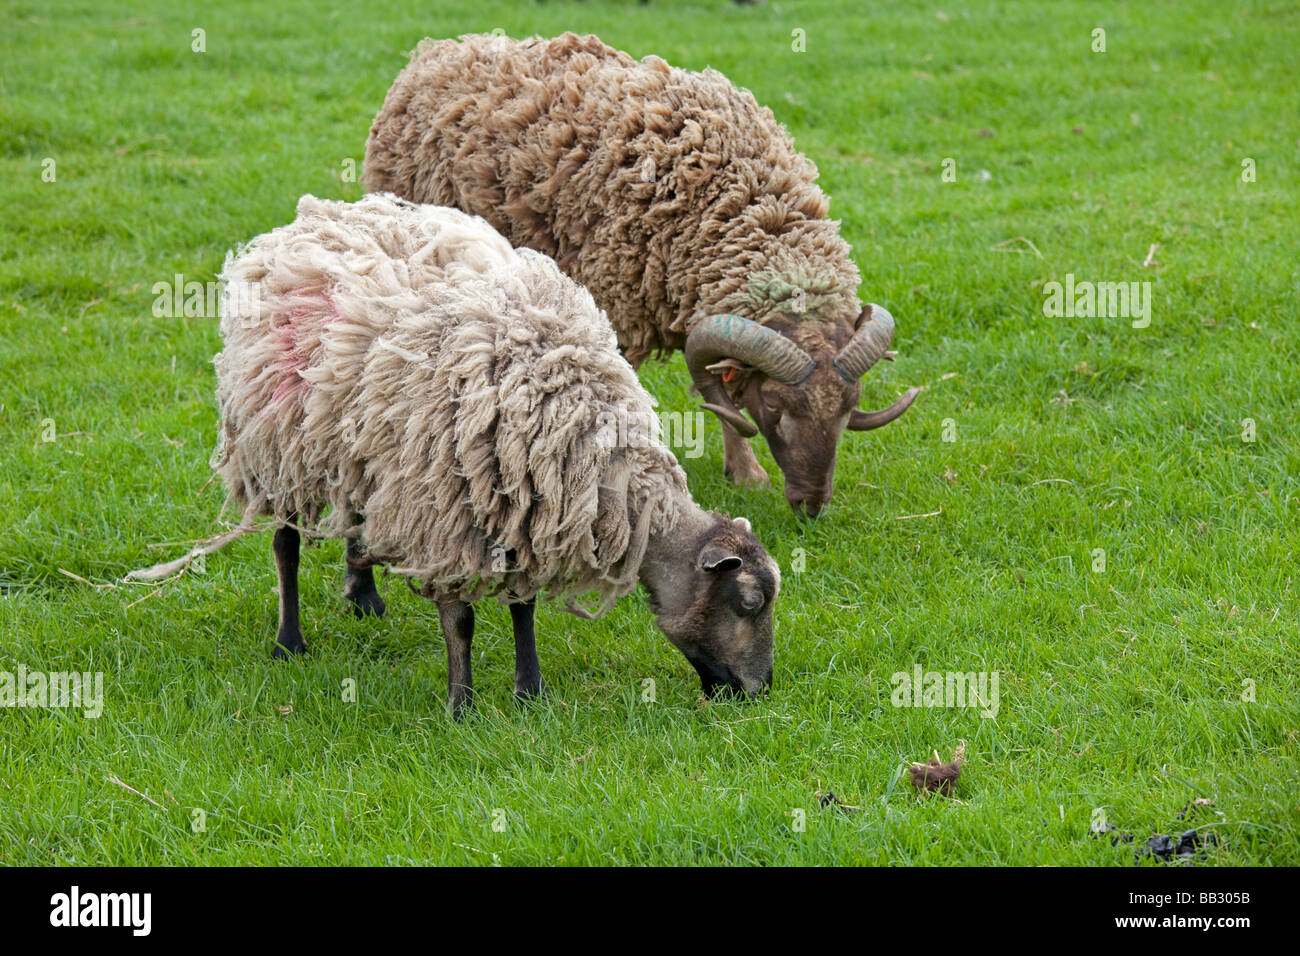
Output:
[
  {"xmin": 1137, "ymin": 830, "xmax": 1218, "ymax": 863},
  {"xmin": 817, "ymin": 791, "xmax": 859, "ymax": 814},
  {"xmin": 1091, "ymin": 799, "xmax": 1222, "ymax": 864},
  {"xmin": 1173, "ymin": 829, "xmax": 1218, "ymax": 860},
  {"xmin": 1142, "ymin": 834, "xmax": 1176, "ymax": 861}
]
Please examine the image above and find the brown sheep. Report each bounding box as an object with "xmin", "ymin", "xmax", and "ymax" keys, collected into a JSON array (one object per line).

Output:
[{"xmin": 362, "ymin": 32, "xmax": 918, "ymax": 517}]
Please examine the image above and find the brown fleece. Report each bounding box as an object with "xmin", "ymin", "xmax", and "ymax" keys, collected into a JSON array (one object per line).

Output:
[
  {"xmin": 362, "ymin": 32, "xmax": 863, "ymax": 366},
  {"xmin": 909, "ymin": 743, "xmax": 966, "ymax": 796}
]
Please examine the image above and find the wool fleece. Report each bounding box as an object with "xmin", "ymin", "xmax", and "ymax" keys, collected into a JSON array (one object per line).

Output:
[
  {"xmin": 363, "ymin": 32, "xmax": 863, "ymax": 364},
  {"xmin": 211, "ymin": 193, "xmax": 688, "ymax": 611}
]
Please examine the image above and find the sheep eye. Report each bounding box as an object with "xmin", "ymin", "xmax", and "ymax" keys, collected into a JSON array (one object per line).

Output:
[{"xmin": 732, "ymin": 590, "xmax": 765, "ymax": 617}]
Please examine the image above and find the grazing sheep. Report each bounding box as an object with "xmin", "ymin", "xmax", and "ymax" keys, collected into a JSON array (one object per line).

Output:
[
  {"xmin": 363, "ymin": 32, "xmax": 919, "ymax": 517},
  {"xmin": 206, "ymin": 193, "xmax": 777, "ymax": 716}
]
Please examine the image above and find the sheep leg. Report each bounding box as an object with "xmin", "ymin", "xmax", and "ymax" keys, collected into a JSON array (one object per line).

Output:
[
  {"xmin": 438, "ymin": 598, "xmax": 475, "ymax": 719},
  {"xmin": 272, "ymin": 519, "xmax": 306, "ymax": 658},
  {"xmin": 722, "ymin": 426, "xmax": 770, "ymax": 488},
  {"xmin": 509, "ymin": 600, "xmax": 547, "ymax": 702},
  {"xmin": 343, "ymin": 534, "xmax": 385, "ymax": 619}
]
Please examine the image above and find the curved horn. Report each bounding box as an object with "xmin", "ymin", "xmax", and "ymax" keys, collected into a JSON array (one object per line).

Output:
[
  {"xmin": 833, "ymin": 303, "xmax": 896, "ymax": 382},
  {"xmin": 685, "ymin": 314, "xmax": 814, "ymax": 437},
  {"xmin": 848, "ymin": 386, "xmax": 921, "ymax": 431}
]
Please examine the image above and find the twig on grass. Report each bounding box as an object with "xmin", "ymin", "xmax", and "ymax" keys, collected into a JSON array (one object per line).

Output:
[
  {"xmin": 196, "ymin": 472, "xmax": 219, "ymax": 498},
  {"xmin": 989, "ymin": 236, "xmax": 1044, "ymax": 259},
  {"xmin": 104, "ymin": 774, "xmax": 163, "ymax": 809},
  {"xmin": 123, "ymin": 577, "xmax": 180, "ymax": 609},
  {"xmin": 57, "ymin": 568, "xmax": 116, "ymax": 590}
]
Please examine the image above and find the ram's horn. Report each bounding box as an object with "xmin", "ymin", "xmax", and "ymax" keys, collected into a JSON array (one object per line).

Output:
[
  {"xmin": 685, "ymin": 314, "xmax": 814, "ymax": 437},
  {"xmin": 833, "ymin": 303, "xmax": 896, "ymax": 382},
  {"xmin": 848, "ymin": 387, "xmax": 921, "ymax": 431}
]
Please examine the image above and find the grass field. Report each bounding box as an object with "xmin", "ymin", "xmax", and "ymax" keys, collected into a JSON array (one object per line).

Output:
[{"xmin": 1, "ymin": 0, "xmax": 1297, "ymax": 865}]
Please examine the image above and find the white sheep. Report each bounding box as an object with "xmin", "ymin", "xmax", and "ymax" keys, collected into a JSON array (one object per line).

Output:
[{"xmin": 198, "ymin": 193, "xmax": 778, "ymax": 715}]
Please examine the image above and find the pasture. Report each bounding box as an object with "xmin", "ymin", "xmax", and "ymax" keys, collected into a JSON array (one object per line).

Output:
[{"xmin": 0, "ymin": 0, "xmax": 1296, "ymax": 864}]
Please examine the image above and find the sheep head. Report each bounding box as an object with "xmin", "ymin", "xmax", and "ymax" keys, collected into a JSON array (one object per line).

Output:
[
  {"xmin": 686, "ymin": 304, "xmax": 919, "ymax": 517},
  {"xmin": 640, "ymin": 514, "xmax": 777, "ymax": 698}
]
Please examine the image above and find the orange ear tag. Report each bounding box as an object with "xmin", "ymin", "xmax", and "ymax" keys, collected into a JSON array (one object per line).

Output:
[{"xmin": 721, "ymin": 368, "xmax": 738, "ymax": 383}]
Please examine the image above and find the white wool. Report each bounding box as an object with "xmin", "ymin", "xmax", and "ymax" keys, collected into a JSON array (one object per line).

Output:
[{"xmin": 208, "ymin": 193, "xmax": 688, "ymax": 610}]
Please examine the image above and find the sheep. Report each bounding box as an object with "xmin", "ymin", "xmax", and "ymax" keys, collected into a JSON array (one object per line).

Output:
[
  {"xmin": 362, "ymin": 32, "xmax": 920, "ymax": 518},
  {"xmin": 204, "ymin": 193, "xmax": 778, "ymax": 716}
]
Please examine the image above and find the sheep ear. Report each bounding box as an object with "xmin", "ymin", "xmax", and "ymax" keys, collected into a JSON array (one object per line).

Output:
[
  {"xmin": 700, "ymin": 545, "xmax": 742, "ymax": 573},
  {"xmin": 732, "ymin": 516, "xmax": 751, "ymax": 533}
]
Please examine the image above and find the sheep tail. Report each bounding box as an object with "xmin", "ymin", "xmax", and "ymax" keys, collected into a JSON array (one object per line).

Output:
[{"xmin": 123, "ymin": 493, "xmax": 270, "ymax": 582}]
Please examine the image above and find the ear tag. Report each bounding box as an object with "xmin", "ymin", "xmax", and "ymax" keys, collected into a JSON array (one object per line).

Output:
[{"xmin": 721, "ymin": 367, "xmax": 738, "ymax": 383}]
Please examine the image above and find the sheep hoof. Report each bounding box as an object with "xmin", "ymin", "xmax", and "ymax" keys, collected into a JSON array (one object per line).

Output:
[
  {"xmin": 272, "ymin": 632, "xmax": 307, "ymax": 659},
  {"xmin": 725, "ymin": 466, "xmax": 770, "ymax": 489},
  {"xmin": 514, "ymin": 678, "xmax": 548, "ymax": 705},
  {"xmin": 347, "ymin": 590, "xmax": 386, "ymax": 619}
]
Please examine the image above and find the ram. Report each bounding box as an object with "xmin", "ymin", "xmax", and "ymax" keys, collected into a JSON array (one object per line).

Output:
[
  {"xmin": 181, "ymin": 193, "xmax": 778, "ymax": 717},
  {"xmin": 363, "ymin": 32, "xmax": 919, "ymax": 517}
]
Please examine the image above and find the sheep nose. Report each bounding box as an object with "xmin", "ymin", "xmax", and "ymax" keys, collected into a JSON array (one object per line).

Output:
[
  {"xmin": 743, "ymin": 670, "xmax": 773, "ymax": 697},
  {"xmin": 786, "ymin": 476, "xmax": 834, "ymax": 518},
  {"xmin": 786, "ymin": 492, "xmax": 826, "ymax": 518}
]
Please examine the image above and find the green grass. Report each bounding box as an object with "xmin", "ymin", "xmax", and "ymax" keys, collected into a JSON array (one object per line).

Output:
[{"xmin": 1, "ymin": 0, "xmax": 1297, "ymax": 865}]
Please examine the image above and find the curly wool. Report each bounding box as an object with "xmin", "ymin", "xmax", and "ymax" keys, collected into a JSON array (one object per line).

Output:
[
  {"xmin": 362, "ymin": 32, "xmax": 863, "ymax": 365},
  {"xmin": 211, "ymin": 193, "xmax": 688, "ymax": 609}
]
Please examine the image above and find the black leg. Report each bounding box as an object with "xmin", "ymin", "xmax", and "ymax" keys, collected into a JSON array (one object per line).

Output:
[
  {"xmin": 510, "ymin": 600, "xmax": 546, "ymax": 702},
  {"xmin": 438, "ymin": 598, "xmax": 475, "ymax": 719},
  {"xmin": 343, "ymin": 534, "xmax": 385, "ymax": 619},
  {"xmin": 272, "ymin": 519, "xmax": 306, "ymax": 658}
]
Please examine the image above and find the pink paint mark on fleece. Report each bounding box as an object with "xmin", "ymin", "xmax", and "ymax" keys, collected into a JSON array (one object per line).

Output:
[{"xmin": 270, "ymin": 286, "xmax": 341, "ymax": 404}]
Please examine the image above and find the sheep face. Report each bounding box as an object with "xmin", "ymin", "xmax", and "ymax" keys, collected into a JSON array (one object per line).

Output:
[
  {"xmin": 733, "ymin": 330, "xmax": 862, "ymax": 519},
  {"xmin": 642, "ymin": 515, "xmax": 778, "ymax": 697},
  {"xmin": 689, "ymin": 306, "xmax": 919, "ymax": 518}
]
